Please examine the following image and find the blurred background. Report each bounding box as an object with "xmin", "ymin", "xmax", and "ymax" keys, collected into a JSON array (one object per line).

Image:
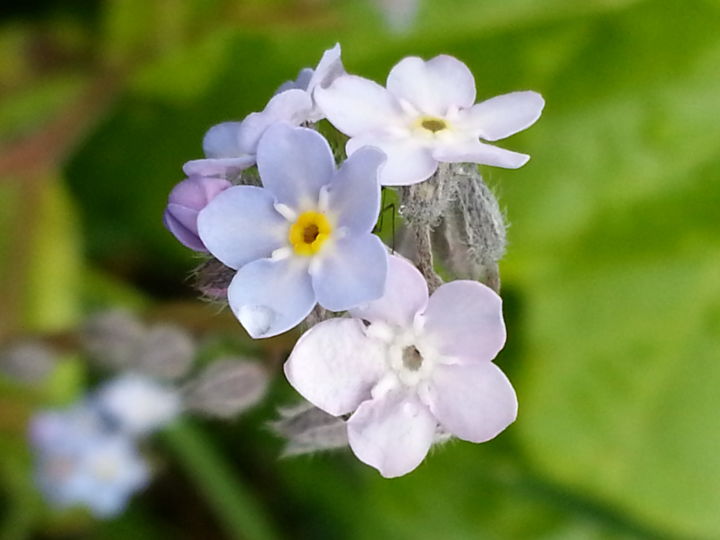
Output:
[{"xmin": 1, "ymin": 0, "xmax": 719, "ymax": 538}]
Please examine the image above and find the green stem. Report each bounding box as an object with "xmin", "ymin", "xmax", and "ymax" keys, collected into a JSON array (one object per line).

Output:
[{"xmin": 162, "ymin": 421, "xmax": 279, "ymax": 540}]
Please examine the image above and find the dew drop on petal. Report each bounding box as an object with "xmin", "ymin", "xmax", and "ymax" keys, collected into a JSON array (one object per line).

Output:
[{"xmin": 237, "ymin": 305, "xmax": 276, "ymax": 338}]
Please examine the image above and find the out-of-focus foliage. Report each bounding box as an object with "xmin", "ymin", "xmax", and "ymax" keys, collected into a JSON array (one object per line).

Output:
[{"xmin": 1, "ymin": 0, "xmax": 719, "ymax": 538}]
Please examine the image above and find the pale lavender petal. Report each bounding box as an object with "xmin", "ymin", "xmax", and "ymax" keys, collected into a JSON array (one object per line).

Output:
[
  {"xmin": 256, "ymin": 124, "xmax": 335, "ymax": 208},
  {"xmin": 197, "ymin": 186, "xmax": 286, "ymax": 269},
  {"xmin": 163, "ymin": 210, "xmax": 205, "ymax": 251},
  {"xmin": 426, "ymin": 362, "xmax": 517, "ymax": 443},
  {"xmin": 347, "ymin": 133, "xmax": 437, "ymax": 186},
  {"xmin": 386, "ymin": 55, "xmax": 476, "ymax": 116},
  {"xmin": 307, "ymin": 43, "xmax": 345, "ymax": 92},
  {"xmin": 182, "ymin": 156, "xmax": 255, "ymax": 179},
  {"xmin": 327, "ymin": 146, "xmax": 384, "ymax": 234},
  {"xmin": 421, "ymin": 280, "xmax": 506, "ymax": 364},
  {"xmin": 202, "ymin": 121, "xmax": 243, "ymax": 158},
  {"xmin": 312, "ymin": 234, "xmax": 387, "ymax": 311},
  {"xmin": 237, "ymin": 89, "xmax": 312, "ymax": 152},
  {"xmin": 460, "ymin": 91, "xmax": 544, "ymax": 141},
  {"xmin": 284, "ymin": 318, "xmax": 386, "ymax": 416},
  {"xmin": 350, "ymin": 254, "xmax": 427, "ymax": 328},
  {"xmin": 432, "ymin": 138, "xmax": 529, "ymax": 169},
  {"xmin": 276, "ymin": 67, "xmax": 314, "ymax": 93},
  {"xmin": 347, "ymin": 390, "xmax": 436, "ymax": 478},
  {"xmin": 315, "ymin": 75, "xmax": 402, "ymax": 136},
  {"xmin": 227, "ymin": 257, "xmax": 315, "ymax": 339}
]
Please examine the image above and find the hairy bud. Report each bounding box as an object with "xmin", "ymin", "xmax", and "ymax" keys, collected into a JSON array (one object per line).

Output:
[
  {"xmin": 135, "ymin": 324, "xmax": 195, "ymax": 380},
  {"xmin": 82, "ymin": 310, "xmax": 145, "ymax": 371},
  {"xmin": 183, "ymin": 359, "xmax": 268, "ymax": 419},
  {"xmin": 0, "ymin": 341, "xmax": 56, "ymax": 383},
  {"xmin": 192, "ymin": 258, "xmax": 234, "ymax": 302},
  {"xmin": 270, "ymin": 401, "xmax": 349, "ymax": 456},
  {"xmin": 434, "ymin": 165, "xmax": 507, "ymax": 291}
]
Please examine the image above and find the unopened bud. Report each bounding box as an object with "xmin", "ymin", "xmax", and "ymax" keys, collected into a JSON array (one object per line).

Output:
[
  {"xmin": 82, "ymin": 311, "xmax": 145, "ymax": 371},
  {"xmin": 135, "ymin": 324, "xmax": 195, "ymax": 380},
  {"xmin": 271, "ymin": 401, "xmax": 349, "ymax": 456},
  {"xmin": 0, "ymin": 341, "xmax": 56, "ymax": 383},
  {"xmin": 192, "ymin": 258, "xmax": 235, "ymax": 301},
  {"xmin": 183, "ymin": 359, "xmax": 268, "ymax": 419}
]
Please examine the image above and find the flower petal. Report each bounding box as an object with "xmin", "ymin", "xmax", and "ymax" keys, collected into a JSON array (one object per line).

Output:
[
  {"xmin": 432, "ymin": 138, "xmax": 529, "ymax": 169},
  {"xmin": 327, "ymin": 146, "xmax": 384, "ymax": 234},
  {"xmin": 386, "ymin": 55, "xmax": 476, "ymax": 116},
  {"xmin": 350, "ymin": 254, "xmax": 428, "ymax": 328},
  {"xmin": 312, "ymin": 234, "xmax": 388, "ymax": 311},
  {"xmin": 227, "ymin": 257, "xmax": 315, "ymax": 338},
  {"xmin": 163, "ymin": 209, "xmax": 205, "ymax": 251},
  {"xmin": 426, "ymin": 362, "xmax": 517, "ymax": 443},
  {"xmin": 421, "ymin": 280, "xmax": 506, "ymax": 363},
  {"xmin": 256, "ymin": 124, "xmax": 335, "ymax": 209},
  {"xmin": 237, "ymin": 89, "xmax": 312, "ymax": 153},
  {"xmin": 284, "ymin": 318, "xmax": 386, "ymax": 416},
  {"xmin": 202, "ymin": 122, "xmax": 244, "ymax": 158},
  {"xmin": 460, "ymin": 91, "xmax": 544, "ymax": 142},
  {"xmin": 347, "ymin": 390, "xmax": 436, "ymax": 478},
  {"xmin": 182, "ymin": 157, "xmax": 255, "ymax": 179},
  {"xmin": 347, "ymin": 133, "xmax": 437, "ymax": 186},
  {"xmin": 197, "ymin": 186, "xmax": 287, "ymax": 269},
  {"xmin": 307, "ymin": 43, "xmax": 345, "ymax": 92},
  {"xmin": 315, "ymin": 75, "xmax": 402, "ymax": 136}
]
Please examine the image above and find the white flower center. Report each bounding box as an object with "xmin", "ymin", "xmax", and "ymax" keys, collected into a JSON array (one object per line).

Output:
[{"xmin": 368, "ymin": 322, "xmax": 438, "ymax": 388}]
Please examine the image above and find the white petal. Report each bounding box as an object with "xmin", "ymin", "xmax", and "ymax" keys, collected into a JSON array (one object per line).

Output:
[
  {"xmin": 227, "ymin": 257, "xmax": 315, "ymax": 339},
  {"xmin": 386, "ymin": 55, "xmax": 476, "ymax": 116},
  {"xmin": 314, "ymin": 75, "xmax": 402, "ymax": 136},
  {"xmin": 312, "ymin": 235, "xmax": 388, "ymax": 311},
  {"xmin": 182, "ymin": 156, "xmax": 255, "ymax": 179},
  {"xmin": 347, "ymin": 133, "xmax": 437, "ymax": 186},
  {"xmin": 350, "ymin": 254, "xmax": 428, "ymax": 328},
  {"xmin": 347, "ymin": 390, "xmax": 436, "ymax": 478},
  {"xmin": 307, "ymin": 42, "xmax": 345, "ymax": 92},
  {"xmin": 460, "ymin": 91, "xmax": 544, "ymax": 141},
  {"xmin": 202, "ymin": 122, "xmax": 243, "ymax": 158},
  {"xmin": 237, "ymin": 89, "xmax": 312, "ymax": 153},
  {"xmin": 432, "ymin": 138, "xmax": 529, "ymax": 169},
  {"xmin": 426, "ymin": 362, "xmax": 517, "ymax": 443},
  {"xmin": 284, "ymin": 318, "xmax": 386, "ymax": 416},
  {"xmin": 421, "ymin": 280, "xmax": 506, "ymax": 364},
  {"xmin": 327, "ymin": 146, "xmax": 384, "ymax": 234},
  {"xmin": 256, "ymin": 124, "xmax": 335, "ymax": 209},
  {"xmin": 197, "ymin": 186, "xmax": 286, "ymax": 269}
]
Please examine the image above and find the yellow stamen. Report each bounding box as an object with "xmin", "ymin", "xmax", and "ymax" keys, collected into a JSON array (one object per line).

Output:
[
  {"xmin": 418, "ymin": 116, "xmax": 448, "ymax": 133},
  {"xmin": 288, "ymin": 211, "xmax": 332, "ymax": 256}
]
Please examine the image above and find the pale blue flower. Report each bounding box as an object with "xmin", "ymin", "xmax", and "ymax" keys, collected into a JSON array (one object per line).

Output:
[
  {"xmin": 198, "ymin": 124, "xmax": 388, "ymax": 339},
  {"xmin": 30, "ymin": 406, "xmax": 149, "ymax": 518},
  {"xmin": 183, "ymin": 89, "xmax": 312, "ymax": 180}
]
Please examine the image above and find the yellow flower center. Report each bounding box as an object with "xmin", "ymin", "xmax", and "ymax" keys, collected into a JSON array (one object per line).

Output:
[
  {"xmin": 418, "ymin": 116, "xmax": 448, "ymax": 133},
  {"xmin": 288, "ymin": 211, "xmax": 332, "ymax": 256}
]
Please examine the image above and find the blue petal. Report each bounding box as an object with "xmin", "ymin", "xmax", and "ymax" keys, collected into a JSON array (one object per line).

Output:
[
  {"xmin": 228, "ymin": 257, "xmax": 316, "ymax": 338},
  {"xmin": 312, "ymin": 234, "xmax": 388, "ymax": 311}
]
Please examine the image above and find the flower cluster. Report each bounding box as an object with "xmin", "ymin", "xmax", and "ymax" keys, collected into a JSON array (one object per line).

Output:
[
  {"xmin": 164, "ymin": 44, "xmax": 543, "ymax": 477},
  {"xmin": 30, "ymin": 375, "xmax": 178, "ymax": 517}
]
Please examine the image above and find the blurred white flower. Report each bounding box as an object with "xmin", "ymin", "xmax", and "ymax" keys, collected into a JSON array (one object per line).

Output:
[{"xmin": 94, "ymin": 374, "xmax": 181, "ymax": 436}]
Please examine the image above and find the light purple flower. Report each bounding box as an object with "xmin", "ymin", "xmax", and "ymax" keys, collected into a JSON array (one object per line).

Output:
[
  {"xmin": 183, "ymin": 89, "xmax": 312, "ymax": 179},
  {"xmin": 30, "ymin": 406, "xmax": 149, "ymax": 518},
  {"xmin": 94, "ymin": 374, "xmax": 181, "ymax": 437},
  {"xmin": 315, "ymin": 54, "xmax": 544, "ymax": 185},
  {"xmin": 163, "ymin": 176, "xmax": 231, "ymax": 251},
  {"xmin": 276, "ymin": 43, "xmax": 345, "ymax": 123},
  {"xmin": 284, "ymin": 255, "xmax": 516, "ymax": 477},
  {"xmin": 197, "ymin": 124, "xmax": 388, "ymax": 339}
]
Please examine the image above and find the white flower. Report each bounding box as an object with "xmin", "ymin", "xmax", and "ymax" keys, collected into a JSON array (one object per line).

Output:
[
  {"xmin": 284, "ymin": 255, "xmax": 517, "ymax": 477},
  {"xmin": 94, "ymin": 374, "xmax": 181, "ymax": 436},
  {"xmin": 276, "ymin": 43, "xmax": 345, "ymax": 123},
  {"xmin": 183, "ymin": 89, "xmax": 312, "ymax": 180},
  {"xmin": 315, "ymin": 54, "xmax": 544, "ymax": 185},
  {"xmin": 30, "ymin": 406, "xmax": 149, "ymax": 518}
]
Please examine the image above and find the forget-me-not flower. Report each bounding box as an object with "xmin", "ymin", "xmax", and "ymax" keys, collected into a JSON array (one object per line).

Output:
[
  {"xmin": 315, "ymin": 54, "xmax": 544, "ymax": 185},
  {"xmin": 198, "ymin": 124, "xmax": 388, "ymax": 339},
  {"xmin": 276, "ymin": 43, "xmax": 345, "ymax": 123},
  {"xmin": 183, "ymin": 89, "xmax": 312, "ymax": 180},
  {"xmin": 285, "ymin": 255, "xmax": 517, "ymax": 477}
]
